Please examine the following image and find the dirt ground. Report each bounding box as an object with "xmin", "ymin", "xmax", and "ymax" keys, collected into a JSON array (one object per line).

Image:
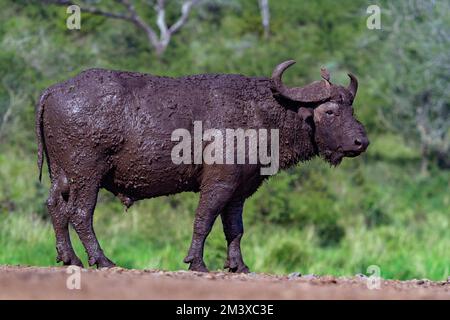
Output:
[{"xmin": 0, "ymin": 265, "xmax": 448, "ymax": 299}]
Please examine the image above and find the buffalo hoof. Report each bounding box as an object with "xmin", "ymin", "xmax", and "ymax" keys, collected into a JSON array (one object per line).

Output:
[
  {"xmin": 189, "ymin": 262, "xmax": 209, "ymax": 273},
  {"xmin": 224, "ymin": 258, "xmax": 250, "ymax": 273},
  {"xmin": 89, "ymin": 256, "xmax": 116, "ymax": 269},
  {"xmin": 57, "ymin": 254, "xmax": 84, "ymax": 268},
  {"xmin": 184, "ymin": 256, "xmax": 209, "ymax": 272},
  {"xmin": 229, "ymin": 265, "xmax": 250, "ymax": 273}
]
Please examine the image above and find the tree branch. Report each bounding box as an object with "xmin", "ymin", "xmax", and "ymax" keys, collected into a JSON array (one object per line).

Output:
[
  {"xmin": 118, "ymin": 0, "xmax": 160, "ymax": 49},
  {"xmin": 156, "ymin": 0, "xmax": 169, "ymax": 46},
  {"xmin": 46, "ymin": 0, "xmax": 199, "ymax": 56},
  {"xmin": 258, "ymin": 0, "xmax": 270, "ymax": 38},
  {"xmin": 45, "ymin": 0, "xmax": 135, "ymax": 22},
  {"xmin": 169, "ymin": 0, "xmax": 198, "ymax": 35}
]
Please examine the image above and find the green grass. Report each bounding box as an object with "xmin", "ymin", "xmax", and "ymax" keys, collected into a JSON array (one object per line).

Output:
[
  {"xmin": 0, "ymin": 0, "xmax": 448, "ymax": 281},
  {"xmin": 0, "ymin": 143, "xmax": 448, "ymax": 281}
]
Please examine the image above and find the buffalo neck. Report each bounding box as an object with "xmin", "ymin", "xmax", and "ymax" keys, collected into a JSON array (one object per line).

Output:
[{"xmin": 276, "ymin": 106, "xmax": 318, "ymax": 170}]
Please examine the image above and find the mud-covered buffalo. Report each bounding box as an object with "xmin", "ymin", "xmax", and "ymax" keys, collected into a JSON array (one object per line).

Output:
[{"xmin": 36, "ymin": 60, "xmax": 368, "ymax": 272}]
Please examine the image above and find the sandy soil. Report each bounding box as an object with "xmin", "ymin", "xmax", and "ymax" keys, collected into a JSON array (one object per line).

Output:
[{"xmin": 0, "ymin": 265, "xmax": 448, "ymax": 299}]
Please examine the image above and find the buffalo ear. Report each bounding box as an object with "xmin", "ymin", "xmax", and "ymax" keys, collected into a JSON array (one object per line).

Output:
[
  {"xmin": 271, "ymin": 61, "xmax": 332, "ymax": 103},
  {"xmin": 320, "ymin": 67, "xmax": 331, "ymax": 82},
  {"xmin": 347, "ymin": 73, "xmax": 358, "ymax": 100}
]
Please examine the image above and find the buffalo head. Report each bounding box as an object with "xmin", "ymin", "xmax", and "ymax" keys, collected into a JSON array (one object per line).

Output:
[{"xmin": 272, "ymin": 60, "xmax": 369, "ymax": 165}]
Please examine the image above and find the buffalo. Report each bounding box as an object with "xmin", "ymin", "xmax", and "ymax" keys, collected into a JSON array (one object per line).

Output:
[{"xmin": 36, "ymin": 60, "xmax": 368, "ymax": 272}]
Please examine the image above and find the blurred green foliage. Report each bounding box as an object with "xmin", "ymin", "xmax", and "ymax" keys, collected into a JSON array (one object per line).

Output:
[{"xmin": 0, "ymin": 0, "xmax": 448, "ymax": 280}]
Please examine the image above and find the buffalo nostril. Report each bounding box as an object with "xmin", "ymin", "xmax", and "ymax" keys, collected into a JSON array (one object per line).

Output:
[{"xmin": 354, "ymin": 137, "xmax": 369, "ymax": 151}]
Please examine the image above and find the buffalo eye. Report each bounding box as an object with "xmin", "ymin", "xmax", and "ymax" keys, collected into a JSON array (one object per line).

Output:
[{"xmin": 325, "ymin": 110, "xmax": 334, "ymax": 115}]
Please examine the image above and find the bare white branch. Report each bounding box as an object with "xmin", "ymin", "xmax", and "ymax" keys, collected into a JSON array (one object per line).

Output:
[
  {"xmin": 258, "ymin": 0, "xmax": 270, "ymax": 38},
  {"xmin": 46, "ymin": 0, "xmax": 135, "ymax": 21},
  {"xmin": 169, "ymin": 0, "xmax": 198, "ymax": 34},
  {"xmin": 47, "ymin": 0, "xmax": 199, "ymax": 56},
  {"xmin": 118, "ymin": 0, "xmax": 160, "ymax": 50},
  {"xmin": 156, "ymin": 0, "xmax": 170, "ymax": 48}
]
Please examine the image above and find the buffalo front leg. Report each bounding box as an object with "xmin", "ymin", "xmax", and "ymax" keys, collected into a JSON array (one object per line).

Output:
[
  {"xmin": 47, "ymin": 174, "xmax": 83, "ymax": 267},
  {"xmin": 221, "ymin": 199, "xmax": 249, "ymax": 273},
  {"xmin": 68, "ymin": 182, "xmax": 115, "ymax": 268},
  {"xmin": 184, "ymin": 184, "xmax": 236, "ymax": 272}
]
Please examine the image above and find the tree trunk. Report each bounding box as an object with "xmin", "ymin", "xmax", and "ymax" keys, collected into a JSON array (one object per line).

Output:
[
  {"xmin": 258, "ymin": 0, "xmax": 270, "ymax": 39},
  {"xmin": 420, "ymin": 143, "xmax": 429, "ymax": 176},
  {"xmin": 155, "ymin": 43, "xmax": 167, "ymax": 57}
]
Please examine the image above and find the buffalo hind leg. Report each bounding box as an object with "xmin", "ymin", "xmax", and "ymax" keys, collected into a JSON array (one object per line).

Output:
[
  {"xmin": 184, "ymin": 183, "xmax": 236, "ymax": 272},
  {"xmin": 221, "ymin": 199, "xmax": 249, "ymax": 273},
  {"xmin": 69, "ymin": 181, "xmax": 115, "ymax": 268},
  {"xmin": 47, "ymin": 173, "xmax": 83, "ymax": 267}
]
